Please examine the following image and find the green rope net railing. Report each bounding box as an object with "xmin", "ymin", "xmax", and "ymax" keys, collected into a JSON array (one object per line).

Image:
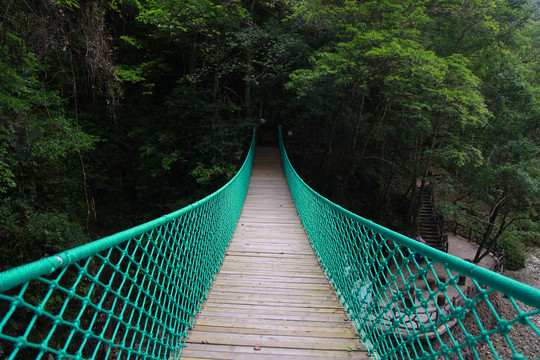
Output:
[
  {"xmin": 279, "ymin": 129, "xmax": 540, "ymax": 360},
  {"xmin": 0, "ymin": 131, "xmax": 256, "ymax": 360}
]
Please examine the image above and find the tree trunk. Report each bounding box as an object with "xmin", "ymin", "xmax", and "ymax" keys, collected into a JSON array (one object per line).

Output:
[
  {"xmin": 244, "ymin": 52, "xmax": 252, "ymax": 118},
  {"xmin": 189, "ymin": 33, "xmax": 198, "ymax": 75},
  {"xmin": 244, "ymin": 0, "xmax": 256, "ymax": 119},
  {"xmin": 475, "ymin": 212, "xmax": 512, "ymax": 263},
  {"xmin": 351, "ymin": 95, "xmax": 366, "ymax": 153},
  {"xmin": 405, "ymin": 133, "xmax": 422, "ymax": 234},
  {"xmin": 473, "ymin": 201, "xmax": 503, "ymax": 263},
  {"xmin": 375, "ymin": 168, "xmax": 394, "ymax": 220}
]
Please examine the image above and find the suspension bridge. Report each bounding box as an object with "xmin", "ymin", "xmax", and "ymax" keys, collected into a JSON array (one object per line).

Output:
[{"xmin": 0, "ymin": 128, "xmax": 539, "ymax": 360}]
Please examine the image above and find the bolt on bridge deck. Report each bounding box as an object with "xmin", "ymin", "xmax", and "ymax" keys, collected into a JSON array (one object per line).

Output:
[{"xmin": 180, "ymin": 148, "xmax": 371, "ymax": 359}]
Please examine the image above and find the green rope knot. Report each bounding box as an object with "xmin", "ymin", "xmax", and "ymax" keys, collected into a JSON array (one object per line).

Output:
[
  {"xmin": 15, "ymin": 336, "xmax": 27, "ymax": 349},
  {"xmin": 438, "ymin": 281, "xmax": 448, "ymax": 291},
  {"xmin": 497, "ymin": 319, "xmax": 512, "ymax": 334},
  {"xmin": 438, "ymin": 313, "xmax": 449, "ymax": 323},
  {"xmin": 464, "ymin": 298, "xmax": 475, "ymax": 309},
  {"xmin": 440, "ymin": 344, "xmax": 452, "ymax": 356},
  {"xmin": 403, "ymin": 308, "xmax": 413, "ymax": 316},
  {"xmin": 452, "ymin": 307, "xmax": 467, "ymax": 320},
  {"xmin": 479, "ymin": 333, "xmax": 490, "ymax": 343},
  {"xmin": 12, "ymin": 295, "xmax": 23, "ymax": 307},
  {"xmin": 465, "ymin": 334, "xmax": 477, "ymax": 347}
]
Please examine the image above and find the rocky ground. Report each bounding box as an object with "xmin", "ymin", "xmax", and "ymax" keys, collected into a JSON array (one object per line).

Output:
[{"xmin": 480, "ymin": 249, "xmax": 540, "ymax": 360}]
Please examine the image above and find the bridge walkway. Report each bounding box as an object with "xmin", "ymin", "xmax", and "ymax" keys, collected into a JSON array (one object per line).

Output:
[{"xmin": 180, "ymin": 147, "xmax": 371, "ymax": 359}]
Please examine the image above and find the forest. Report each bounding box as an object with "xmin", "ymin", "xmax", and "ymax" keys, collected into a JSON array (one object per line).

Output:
[{"xmin": 0, "ymin": 0, "xmax": 538, "ymax": 272}]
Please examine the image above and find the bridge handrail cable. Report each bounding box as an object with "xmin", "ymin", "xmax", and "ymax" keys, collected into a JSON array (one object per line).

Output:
[
  {"xmin": 0, "ymin": 130, "xmax": 256, "ymax": 359},
  {"xmin": 279, "ymin": 128, "xmax": 540, "ymax": 360}
]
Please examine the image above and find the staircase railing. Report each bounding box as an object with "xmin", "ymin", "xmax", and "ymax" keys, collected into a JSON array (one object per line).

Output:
[
  {"xmin": 279, "ymin": 129, "xmax": 540, "ymax": 360},
  {"xmin": 444, "ymin": 220, "xmax": 505, "ymax": 273},
  {"xmin": 0, "ymin": 131, "xmax": 256, "ymax": 360}
]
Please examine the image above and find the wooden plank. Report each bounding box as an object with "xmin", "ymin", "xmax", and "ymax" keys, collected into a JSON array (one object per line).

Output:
[
  {"xmin": 227, "ymin": 238, "xmax": 310, "ymax": 244},
  {"xmin": 210, "ymin": 281, "xmax": 332, "ymax": 291},
  {"xmin": 217, "ymin": 268, "xmax": 318, "ymax": 274},
  {"xmin": 194, "ymin": 316, "xmax": 349, "ymax": 327},
  {"xmin": 180, "ymin": 147, "xmax": 371, "ymax": 359},
  {"xmin": 179, "ymin": 351, "xmax": 361, "ymax": 360},
  {"xmin": 189, "ymin": 325, "xmax": 358, "ymax": 339},
  {"xmin": 200, "ymin": 303, "xmax": 342, "ymax": 313},
  {"xmin": 223, "ymin": 249, "xmax": 315, "ymax": 256},
  {"xmin": 196, "ymin": 308, "xmax": 347, "ymax": 320},
  {"xmin": 239, "ymin": 207, "xmax": 298, "ymax": 212},
  {"xmin": 180, "ymin": 344, "xmax": 369, "ymax": 359},
  {"xmin": 216, "ymin": 270, "xmax": 326, "ymax": 279},
  {"xmin": 236, "ymin": 219, "xmax": 303, "ymax": 225},
  {"xmin": 185, "ymin": 332, "xmax": 365, "ymax": 351},
  {"xmin": 204, "ymin": 292, "xmax": 340, "ymax": 303},
  {"xmin": 216, "ymin": 261, "xmax": 322, "ymax": 269},
  {"xmin": 216, "ymin": 268, "xmax": 322, "ymax": 276},
  {"xmin": 193, "ymin": 317, "xmax": 354, "ymax": 329},
  {"xmin": 208, "ymin": 286, "xmax": 331, "ymax": 297},
  {"xmin": 206, "ymin": 289, "xmax": 336, "ymax": 299},
  {"xmin": 224, "ymin": 252, "xmax": 315, "ymax": 259},
  {"xmin": 237, "ymin": 213, "xmax": 298, "ymax": 218},
  {"xmin": 215, "ymin": 275, "xmax": 330, "ymax": 284},
  {"xmin": 231, "ymin": 238, "xmax": 311, "ymax": 245},
  {"xmin": 209, "ymin": 282, "xmax": 330, "ymax": 291},
  {"xmin": 223, "ymin": 249, "xmax": 314, "ymax": 255},
  {"xmin": 216, "ymin": 256, "xmax": 319, "ymax": 265},
  {"xmin": 202, "ymin": 298, "xmax": 342, "ymax": 309},
  {"xmin": 205, "ymin": 290, "xmax": 338, "ymax": 301},
  {"xmin": 232, "ymin": 232, "xmax": 308, "ymax": 238},
  {"xmin": 226, "ymin": 243, "xmax": 313, "ymax": 250},
  {"xmin": 227, "ymin": 243, "xmax": 311, "ymax": 248},
  {"xmin": 180, "ymin": 352, "xmax": 367, "ymax": 360},
  {"xmin": 223, "ymin": 250, "xmax": 314, "ymax": 256},
  {"xmin": 218, "ymin": 263, "xmax": 320, "ymax": 270},
  {"xmin": 194, "ymin": 319, "xmax": 351, "ymax": 330}
]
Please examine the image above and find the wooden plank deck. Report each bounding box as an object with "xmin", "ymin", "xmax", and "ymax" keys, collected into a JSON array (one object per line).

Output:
[{"xmin": 180, "ymin": 148, "xmax": 372, "ymax": 359}]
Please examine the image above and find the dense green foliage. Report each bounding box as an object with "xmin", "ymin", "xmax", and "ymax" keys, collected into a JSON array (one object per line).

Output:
[
  {"xmin": 500, "ymin": 236, "xmax": 527, "ymax": 270},
  {"xmin": 0, "ymin": 0, "xmax": 538, "ymax": 272},
  {"xmin": 284, "ymin": 0, "xmax": 539, "ymax": 265}
]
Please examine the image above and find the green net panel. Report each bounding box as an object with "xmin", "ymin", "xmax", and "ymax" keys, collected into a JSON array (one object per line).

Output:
[
  {"xmin": 0, "ymin": 132, "xmax": 256, "ymax": 360},
  {"xmin": 279, "ymin": 129, "xmax": 540, "ymax": 360}
]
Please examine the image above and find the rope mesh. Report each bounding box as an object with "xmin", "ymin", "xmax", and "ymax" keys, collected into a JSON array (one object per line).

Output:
[
  {"xmin": 279, "ymin": 129, "xmax": 540, "ymax": 360},
  {"xmin": 0, "ymin": 132, "xmax": 255, "ymax": 360},
  {"xmin": 2, "ymin": 128, "xmax": 538, "ymax": 360}
]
